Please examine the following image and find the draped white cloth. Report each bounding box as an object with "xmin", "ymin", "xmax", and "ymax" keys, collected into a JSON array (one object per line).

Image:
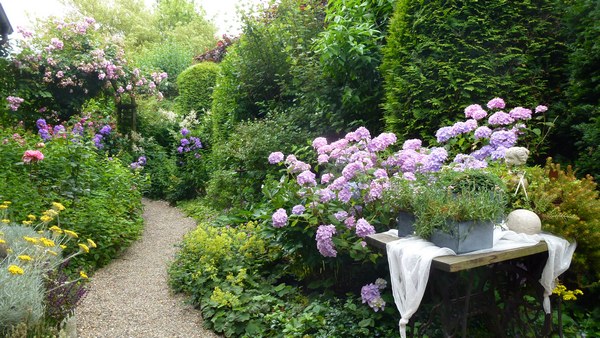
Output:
[{"xmin": 385, "ymin": 228, "xmax": 576, "ymax": 338}]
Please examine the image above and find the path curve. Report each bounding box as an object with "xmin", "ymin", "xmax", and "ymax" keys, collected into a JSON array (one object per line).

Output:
[{"xmin": 76, "ymin": 199, "xmax": 218, "ymax": 338}]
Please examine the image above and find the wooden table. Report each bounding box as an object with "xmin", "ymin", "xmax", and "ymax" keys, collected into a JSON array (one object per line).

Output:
[
  {"xmin": 366, "ymin": 232, "xmax": 553, "ymax": 337},
  {"xmin": 366, "ymin": 232, "xmax": 548, "ymax": 272}
]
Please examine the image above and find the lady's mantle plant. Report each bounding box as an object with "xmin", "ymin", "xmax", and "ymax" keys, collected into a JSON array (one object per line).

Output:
[{"xmin": 266, "ymin": 97, "xmax": 546, "ymax": 311}]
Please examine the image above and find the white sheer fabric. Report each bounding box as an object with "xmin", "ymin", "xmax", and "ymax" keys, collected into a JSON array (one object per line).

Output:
[{"xmin": 385, "ymin": 228, "xmax": 576, "ymax": 337}]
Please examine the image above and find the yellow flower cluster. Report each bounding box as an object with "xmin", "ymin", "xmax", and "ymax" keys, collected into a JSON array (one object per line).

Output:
[
  {"xmin": 552, "ymin": 281, "xmax": 584, "ymax": 301},
  {"xmin": 8, "ymin": 264, "xmax": 24, "ymax": 275}
]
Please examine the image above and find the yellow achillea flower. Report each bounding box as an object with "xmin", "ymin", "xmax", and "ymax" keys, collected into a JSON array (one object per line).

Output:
[
  {"xmin": 22, "ymin": 220, "xmax": 33, "ymax": 225},
  {"xmin": 0, "ymin": 239, "xmax": 5, "ymax": 244},
  {"xmin": 60, "ymin": 244, "xmax": 67, "ymax": 249},
  {"xmin": 64, "ymin": 230, "xmax": 78, "ymax": 238},
  {"xmin": 78, "ymin": 243, "xmax": 90, "ymax": 253},
  {"xmin": 52, "ymin": 202, "xmax": 65, "ymax": 211},
  {"xmin": 46, "ymin": 250, "xmax": 58, "ymax": 256},
  {"xmin": 553, "ymin": 282, "xmax": 584, "ymax": 301},
  {"xmin": 87, "ymin": 238, "xmax": 97, "ymax": 248},
  {"xmin": 40, "ymin": 237, "xmax": 55, "ymax": 247},
  {"xmin": 80, "ymin": 271, "xmax": 88, "ymax": 279},
  {"xmin": 0, "ymin": 205, "xmax": 7, "ymax": 210},
  {"xmin": 3, "ymin": 201, "xmax": 11, "ymax": 205},
  {"xmin": 1, "ymin": 219, "xmax": 9, "ymax": 224},
  {"xmin": 8, "ymin": 265, "xmax": 24, "ymax": 275},
  {"xmin": 18, "ymin": 255, "xmax": 33, "ymax": 262},
  {"xmin": 23, "ymin": 236, "xmax": 39, "ymax": 244},
  {"xmin": 49, "ymin": 226, "xmax": 63, "ymax": 234},
  {"xmin": 27, "ymin": 214, "xmax": 36, "ymax": 221},
  {"xmin": 40, "ymin": 215, "xmax": 53, "ymax": 223},
  {"xmin": 44, "ymin": 209, "xmax": 59, "ymax": 217}
]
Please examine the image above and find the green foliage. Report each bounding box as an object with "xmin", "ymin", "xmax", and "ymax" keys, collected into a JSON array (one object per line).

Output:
[
  {"xmin": 206, "ymin": 116, "xmax": 310, "ymax": 209},
  {"xmin": 176, "ymin": 62, "xmax": 220, "ymax": 115},
  {"xmin": 0, "ymin": 126, "xmax": 144, "ymax": 271},
  {"xmin": 381, "ymin": 0, "xmax": 567, "ymax": 143},
  {"xmin": 514, "ymin": 159, "xmax": 600, "ymax": 291}
]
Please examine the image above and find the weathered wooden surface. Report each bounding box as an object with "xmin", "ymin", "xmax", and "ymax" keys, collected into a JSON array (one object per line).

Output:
[{"xmin": 365, "ymin": 232, "xmax": 548, "ymax": 273}]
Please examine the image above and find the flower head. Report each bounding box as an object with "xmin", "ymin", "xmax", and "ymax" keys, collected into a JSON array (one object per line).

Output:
[
  {"xmin": 315, "ymin": 224, "xmax": 337, "ymax": 257},
  {"xmin": 268, "ymin": 151, "xmax": 284, "ymax": 164},
  {"xmin": 8, "ymin": 265, "xmax": 24, "ymax": 275},
  {"xmin": 22, "ymin": 150, "xmax": 44, "ymax": 164},
  {"xmin": 271, "ymin": 208, "xmax": 288, "ymax": 228}
]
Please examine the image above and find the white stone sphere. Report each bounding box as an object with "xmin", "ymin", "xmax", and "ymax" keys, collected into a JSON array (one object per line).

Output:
[{"xmin": 506, "ymin": 209, "xmax": 542, "ymax": 235}]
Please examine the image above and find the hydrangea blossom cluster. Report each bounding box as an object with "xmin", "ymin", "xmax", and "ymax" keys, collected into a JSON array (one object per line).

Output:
[
  {"xmin": 130, "ymin": 156, "xmax": 147, "ymax": 170},
  {"xmin": 435, "ymin": 97, "xmax": 547, "ymax": 170},
  {"xmin": 6, "ymin": 96, "xmax": 25, "ymax": 111},
  {"xmin": 315, "ymin": 224, "xmax": 337, "ymax": 257},
  {"xmin": 93, "ymin": 125, "xmax": 112, "ymax": 149},
  {"xmin": 271, "ymin": 208, "xmax": 288, "ymax": 228},
  {"xmin": 361, "ymin": 278, "xmax": 387, "ymax": 312},
  {"xmin": 176, "ymin": 128, "xmax": 203, "ymax": 159}
]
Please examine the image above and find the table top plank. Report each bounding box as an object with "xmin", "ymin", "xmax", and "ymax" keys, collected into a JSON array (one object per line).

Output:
[{"xmin": 365, "ymin": 233, "xmax": 548, "ymax": 273}]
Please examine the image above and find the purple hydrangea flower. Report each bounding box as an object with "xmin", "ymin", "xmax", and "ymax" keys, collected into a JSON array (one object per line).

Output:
[
  {"xmin": 509, "ymin": 107, "xmax": 532, "ymax": 120},
  {"xmin": 338, "ymin": 187, "xmax": 352, "ymax": 203},
  {"xmin": 488, "ymin": 111, "xmax": 514, "ymax": 125},
  {"xmin": 421, "ymin": 147, "xmax": 448, "ymax": 173},
  {"xmin": 368, "ymin": 181, "xmax": 384, "ymax": 201},
  {"xmin": 312, "ymin": 137, "xmax": 328, "ymax": 150},
  {"xmin": 99, "ymin": 125, "xmax": 112, "ymax": 135},
  {"xmin": 355, "ymin": 127, "xmax": 371, "ymax": 140},
  {"xmin": 342, "ymin": 161, "xmax": 365, "ymax": 180},
  {"xmin": 486, "ymin": 97, "xmax": 506, "ymax": 110},
  {"xmin": 374, "ymin": 169, "xmax": 388, "ymax": 179},
  {"xmin": 435, "ymin": 126, "xmax": 454, "ymax": 143},
  {"xmin": 367, "ymin": 133, "xmax": 397, "ymax": 152},
  {"xmin": 317, "ymin": 188, "xmax": 336, "ymax": 203},
  {"xmin": 465, "ymin": 104, "xmax": 488, "ymax": 120},
  {"xmin": 535, "ymin": 105, "xmax": 548, "ymax": 113},
  {"xmin": 344, "ymin": 216, "xmax": 356, "ymax": 228},
  {"xmin": 474, "ymin": 126, "xmax": 493, "ymax": 140},
  {"xmin": 334, "ymin": 210, "xmax": 348, "ymax": 221},
  {"xmin": 402, "ymin": 139, "xmax": 422, "ymax": 150},
  {"xmin": 292, "ymin": 205, "xmax": 305, "ymax": 215},
  {"xmin": 355, "ymin": 218, "xmax": 375, "ymax": 238},
  {"xmin": 272, "ymin": 208, "xmax": 288, "ymax": 228},
  {"xmin": 316, "ymin": 224, "xmax": 337, "ymax": 257},
  {"xmin": 6, "ymin": 96, "xmax": 25, "ymax": 111},
  {"xmin": 321, "ymin": 173, "xmax": 334, "ymax": 184},
  {"xmin": 490, "ymin": 130, "xmax": 517, "ymax": 149},
  {"xmin": 268, "ymin": 151, "xmax": 284, "ymax": 164},
  {"xmin": 297, "ymin": 170, "xmax": 317, "ymax": 186},
  {"xmin": 361, "ymin": 283, "xmax": 385, "ymax": 312},
  {"xmin": 317, "ymin": 154, "xmax": 329, "ymax": 164},
  {"xmin": 471, "ymin": 145, "xmax": 494, "ymax": 160}
]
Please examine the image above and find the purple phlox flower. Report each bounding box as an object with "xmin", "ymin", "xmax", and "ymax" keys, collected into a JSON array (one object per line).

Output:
[
  {"xmin": 130, "ymin": 162, "xmax": 140, "ymax": 169},
  {"xmin": 53, "ymin": 125, "xmax": 66, "ymax": 136},
  {"xmin": 436, "ymin": 126, "xmax": 454, "ymax": 143},
  {"xmin": 297, "ymin": 170, "xmax": 317, "ymax": 186},
  {"xmin": 137, "ymin": 156, "xmax": 147, "ymax": 166},
  {"xmin": 268, "ymin": 151, "xmax": 284, "ymax": 164},
  {"xmin": 316, "ymin": 224, "xmax": 337, "ymax": 257},
  {"xmin": 334, "ymin": 210, "xmax": 348, "ymax": 221},
  {"xmin": 535, "ymin": 105, "xmax": 548, "ymax": 113},
  {"xmin": 374, "ymin": 168, "xmax": 388, "ymax": 179},
  {"xmin": 355, "ymin": 218, "xmax": 375, "ymax": 238},
  {"xmin": 490, "ymin": 130, "xmax": 517, "ymax": 149},
  {"xmin": 509, "ymin": 107, "xmax": 532, "ymax": 120},
  {"xmin": 367, "ymin": 132, "xmax": 397, "ymax": 152},
  {"xmin": 402, "ymin": 139, "xmax": 422, "ymax": 150},
  {"xmin": 72, "ymin": 123, "xmax": 84, "ymax": 136},
  {"xmin": 189, "ymin": 137, "xmax": 202, "ymax": 149},
  {"xmin": 361, "ymin": 283, "xmax": 385, "ymax": 312},
  {"xmin": 126, "ymin": 84, "xmax": 133, "ymax": 91},
  {"xmin": 488, "ymin": 111, "xmax": 514, "ymax": 125},
  {"xmin": 180, "ymin": 138, "xmax": 190, "ymax": 147},
  {"xmin": 6, "ymin": 96, "xmax": 25, "ymax": 111},
  {"xmin": 465, "ymin": 104, "xmax": 488, "ymax": 120},
  {"xmin": 342, "ymin": 161, "xmax": 365, "ymax": 180},
  {"xmin": 177, "ymin": 146, "xmax": 184, "ymax": 153},
  {"xmin": 93, "ymin": 134, "xmax": 104, "ymax": 149},
  {"xmin": 317, "ymin": 154, "xmax": 329, "ymax": 164},
  {"xmin": 181, "ymin": 128, "xmax": 189, "ymax": 136},
  {"xmin": 272, "ymin": 208, "xmax": 288, "ymax": 228},
  {"xmin": 99, "ymin": 125, "xmax": 112, "ymax": 135},
  {"xmin": 292, "ymin": 205, "xmax": 305, "ymax": 215},
  {"xmin": 317, "ymin": 188, "xmax": 336, "ymax": 203},
  {"xmin": 486, "ymin": 98, "xmax": 506, "ymax": 110},
  {"xmin": 321, "ymin": 173, "xmax": 334, "ymax": 184},
  {"xmin": 312, "ymin": 137, "xmax": 328, "ymax": 150},
  {"xmin": 474, "ymin": 126, "xmax": 492, "ymax": 140}
]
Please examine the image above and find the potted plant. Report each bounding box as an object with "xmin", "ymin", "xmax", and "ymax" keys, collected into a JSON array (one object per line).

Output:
[
  {"xmin": 383, "ymin": 176, "xmax": 419, "ymax": 236},
  {"xmin": 412, "ymin": 169, "xmax": 508, "ymax": 253}
]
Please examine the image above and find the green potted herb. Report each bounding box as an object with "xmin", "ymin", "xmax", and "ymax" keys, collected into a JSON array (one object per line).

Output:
[
  {"xmin": 383, "ymin": 176, "xmax": 419, "ymax": 236},
  {"xmin": 412, "ymin": 169, "xmax": 508, "ymax": 253}
]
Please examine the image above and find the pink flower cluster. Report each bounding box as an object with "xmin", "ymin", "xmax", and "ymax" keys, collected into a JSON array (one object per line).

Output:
[
  {"xmin": 316, "ymin": 224, "xmax": 337, "ymax": 257},
  {"xmin": 22, "ymin": 150, "xmax": 44, "ymax": 164},
  {"xmin": 6, "ymin": 96, "xmax": 25, "ymax": 111}
]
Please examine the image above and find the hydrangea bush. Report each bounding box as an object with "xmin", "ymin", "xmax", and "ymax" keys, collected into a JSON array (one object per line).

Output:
[{"xmin": 265, "ymin": 98, "xmax": 546, "ymax": 311}]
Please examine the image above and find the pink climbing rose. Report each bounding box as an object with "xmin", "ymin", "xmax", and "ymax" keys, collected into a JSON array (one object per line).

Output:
[{"xmin": 22, "ymin": 150, "xmax": 44, "ymax": 164}]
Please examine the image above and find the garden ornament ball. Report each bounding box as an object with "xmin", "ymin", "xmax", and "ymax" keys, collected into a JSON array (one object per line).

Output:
[{"xmin": 506, "ymin": 209, "xmax": 542, "ymax": 235}]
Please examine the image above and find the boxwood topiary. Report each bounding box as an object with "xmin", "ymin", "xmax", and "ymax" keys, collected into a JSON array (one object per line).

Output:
[{"xmin": 176, "ymin": 62, "xmax": 220, "ymax": 115}]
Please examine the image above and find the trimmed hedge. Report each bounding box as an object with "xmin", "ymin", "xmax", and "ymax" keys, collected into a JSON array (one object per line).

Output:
[
  {"xmin": 176, "ymin": 62, "xmax": 220, "ymax": 115},
  {"xmin": 381, "ymin": 0, "xmax": 567, "ymax": 143}
]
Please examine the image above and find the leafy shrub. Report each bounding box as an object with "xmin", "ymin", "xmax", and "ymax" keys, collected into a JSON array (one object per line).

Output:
[
  {"xmin": 176, "ymin": 62, "xmax": 220, "ymax": 115},
  {"xmin": 381, "ymin": 0, "xmax": 567, "ymax": 143},
  {"xmin": 513, "ymin": 159, "xmax": 600, "ymax": 291}
]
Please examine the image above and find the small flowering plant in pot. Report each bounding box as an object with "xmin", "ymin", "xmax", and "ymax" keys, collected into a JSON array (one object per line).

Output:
[
  {"xmin": 382, "ymin": 176, "xmax": 421, "ymax": 236},
  {"xmin": 412, "ymin": 169, "xmax": 509, "ymax": 253}
]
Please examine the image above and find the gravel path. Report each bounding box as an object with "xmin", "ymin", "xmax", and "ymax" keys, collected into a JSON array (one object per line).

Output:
[{"xmin": 75, "ymin": 199, "xmax": 219, "ymax": 338}]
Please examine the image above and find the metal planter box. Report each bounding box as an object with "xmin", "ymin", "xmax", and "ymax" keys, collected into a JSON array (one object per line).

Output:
[{"xmin": 430, "ymin": 220, "xmax": 494, "ymax": 254}]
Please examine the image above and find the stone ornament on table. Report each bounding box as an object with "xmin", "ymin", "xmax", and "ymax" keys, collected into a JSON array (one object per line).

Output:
[{"xmin": 506, "ymin": 209, "xmax": 542, "ymax": 235}]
